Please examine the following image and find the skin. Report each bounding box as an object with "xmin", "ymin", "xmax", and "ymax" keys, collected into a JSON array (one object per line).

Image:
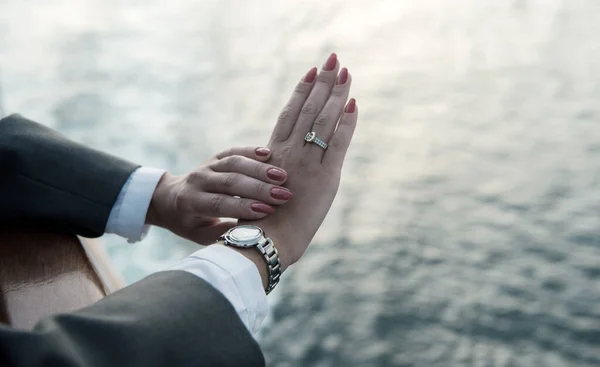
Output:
[
  {"xmin": 146, "ymin": 146, "xmax": 293, "ymax": 245},
  {"xmin": 148, "ymin": 53, "xmax": 358, "ymax": 292},
  {"xmin": 232, "ymin": 53, "xmax": 358, "ymax": 290}
]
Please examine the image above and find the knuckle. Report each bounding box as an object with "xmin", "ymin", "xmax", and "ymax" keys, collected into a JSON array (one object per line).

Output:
[
  {"xmin": 295, "ymin": 82, "xmax": 312, "ymax": 94},
  {"xmin": 300, "ymin": 102, "xmax": 318, "ymax": 116},
  {"xmin": 278, "ymin": 107, "xmax": 292, "ymax": 123},
  {"xmin": 209, "ymin": 195, "xmax": 224, "ymax": 215},
  {"xmin": 202, "ymin": 172, "xmax": 220, "ymax": 191},
  {"xmin": 186, "ymin": 169, "xmax": 205, "ymax": 185},
  {"xmin": 316, "ymin": 73, "xmax": 332, "ymax": 83},
  {"xmin": 330, "ymin": 138, "xmax": 344, "ymax": 150},
  {"xmin": 253, "ymin": 162, "xmax": 264, "ymax": 178},
  {"xmin": 314, "ymin": 113, "xmax": 330, "ymax": 127},
  {"xmin": 280, "ymin": 145, "xmax": 293, "ymax": 160},
  {"xmin": 222, "ymin": 155, "xmax": 242, "ymax": 170},
  {"xmin": 186, "ymin": 170, "xmax": 200, "ymax": 182},
  {"xmin": 329, "ymin": 134, "xmax": 345, "ymax": 149},
  {"xmin": 221, "ymin": 173, "xmax": 238, "ymax": 189},
  {"xmin": 332, "ymin": 86, "xmax": 346, "ymax": 97},
  {"xmin": 255, "ymin": 181, "xmax": 268, "ymax": 195},
  {"xmin": 238, "ymin": 198, "xmax": 251, "ymax": 214}
]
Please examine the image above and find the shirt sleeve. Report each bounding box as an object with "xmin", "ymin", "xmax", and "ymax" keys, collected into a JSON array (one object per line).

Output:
[
  {"xmin": 105, "ymin": 167, "xmax": 166, "ymax": 242},
  {"xmin": 169, "ymin": 245, "xmax": 269, "ymax": 337},
  {"xmin": 106, "ymin": 167, "xmax": 269, "ymax": 335}
]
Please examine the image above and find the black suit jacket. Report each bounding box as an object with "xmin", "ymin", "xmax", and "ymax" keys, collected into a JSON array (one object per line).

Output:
[
  {"xmin": 0, "ymin": 113, "xmax": 138, "ymax": 237},
  {"xmin": 0, "ymin": 114, "xmax": 265, "ymax": 366}
]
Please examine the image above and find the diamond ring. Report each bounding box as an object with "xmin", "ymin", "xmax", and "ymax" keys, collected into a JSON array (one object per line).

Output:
[{"xmin": 304, "ymin": 132, "xmax": 328, "ymax": 150}]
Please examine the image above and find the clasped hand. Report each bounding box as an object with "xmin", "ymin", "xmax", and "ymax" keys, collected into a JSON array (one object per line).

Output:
[
  {"xmin": 147, "ymin": 53, "xmax": 357, "ymax": 275},
  {"xmin": 146, "ymin": 146, "xmax": 293, "ymax": 244}
]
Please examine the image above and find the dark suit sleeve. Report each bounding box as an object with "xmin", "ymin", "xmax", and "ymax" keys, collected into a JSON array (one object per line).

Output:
[
  {"xmin": 0, "ymin": 114, "xmax": 140, "ymax": 237},
  {"xmin": 0, "ymin": 271, "xmax": 265, "ymax": 367}
]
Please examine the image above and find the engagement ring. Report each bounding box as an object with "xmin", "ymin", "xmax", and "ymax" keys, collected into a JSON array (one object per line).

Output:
[{"xmin": 304, "ymin": 132, "xmax": 328, "ymax": 150}]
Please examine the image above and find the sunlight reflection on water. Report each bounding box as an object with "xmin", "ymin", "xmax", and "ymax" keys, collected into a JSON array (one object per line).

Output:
[{"xmin": 2, "ymin": 0, "xmax": 600, "ymax": 365}]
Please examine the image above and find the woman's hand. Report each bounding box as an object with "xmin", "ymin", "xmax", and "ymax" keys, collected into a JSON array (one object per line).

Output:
[
  {"xmin": 146, "ymin": 146, "xmax": 292, "ymax": 244},
  {"xmin": 240, "ymin": 53, "xmax": 358, "ymax": 274}
]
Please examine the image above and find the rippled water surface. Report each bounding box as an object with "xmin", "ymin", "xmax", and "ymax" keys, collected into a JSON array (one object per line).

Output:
[{"xmin": 2, "ymin": 0, "xmax": 600, "ymax": 365}]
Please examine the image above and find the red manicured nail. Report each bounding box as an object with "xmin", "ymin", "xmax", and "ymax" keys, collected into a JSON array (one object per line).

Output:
[
  {"xmin": 255, "ymin": 147, "xmax": 270, "ymax": 157},
  {"xmin": 345, "ymin": 98, "xmax": 356, "ymax": 113},
  {"xmin": 336, "ymin": 68, "xmax": 348, "ymax": 85},
  {"xmin": 323, "ymin": 53, "xmax": 337, "ymax": 71},
  {"xmin": 251, "ymin": 203, "xmax": 276, "ymax": 214},
  {"xmin": 302, "ymin": 67, "xmax": 318, "ymax": 83},
  {"xmin": 267, "ymin": 168, "xmax": 287, "ymax": 181},
  {"xmin": 270, "ymin": 187, "xmax": 293, "ymax": 200}
]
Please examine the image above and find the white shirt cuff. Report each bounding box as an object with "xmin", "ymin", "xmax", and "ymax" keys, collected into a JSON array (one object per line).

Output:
[
  {"xmin": 105, "ymin": 167, "xmax": 166, "ymax": 242},
  {"xmin": 169, "ymin": 245, "xmax": 269, "ymax": 336}
]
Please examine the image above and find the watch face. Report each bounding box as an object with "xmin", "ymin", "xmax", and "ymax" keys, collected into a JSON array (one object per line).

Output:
[{"xmin": 229, "ymin": 226, "xmax": 262, "ymax": 245}]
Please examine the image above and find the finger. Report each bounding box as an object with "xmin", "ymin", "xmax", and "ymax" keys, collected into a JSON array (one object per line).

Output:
[
  {"xmin": 308, "ymin": 68, "xmax": 351, "ymax": 159},
  {"xmin": 204, "ymin": 171, "xmax": 293, "ymax": 205},
  {"xmin": 215, "ymin": 146, "xmax": 272, "ymax": 162},
  {"xmin": 211, "ymin": 155, "xmax": 288, "ymax": 185},
  {"xmin": 323, "ymin": 98, "xmax": 358, "ymax": 168},
  {"xmin": 290, "ymin": 53, "xmax": 340, "ymax": 142},
  {"xmin": 269, "ymin": 67, "xmax": 318, "ymax": 143},
  {"xmin": 192, "ymin": 193, "xmax": 276, "ymax": 220}
]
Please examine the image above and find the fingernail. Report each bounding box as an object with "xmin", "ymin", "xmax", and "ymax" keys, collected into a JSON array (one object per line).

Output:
[
  {"xmin": 336, "ymin": 68, "xmax": 348, "ymax": 85},
  {"xmin": 323, "ymin": 53, "xmax": 337, "ymax": 71},
  {"xmin": 267, "ymin": 168, "xmax": 287, "ymax": 181},
  {"xmin": 255, "ymin": 147, "xmax": 270, "ymax": 157},
  {"xmin": 302, "ymin": 67, "xmax": 318, "ymax": 83},
  {"xmin": 251, "ymin": 203, "xmax": 276, "ymax": 214},
  {"xmin": 270, "ymin": 187, "xmax": 293, "ymax": 200},
  {"xmin": 345, "ymin": 98, "xmax": 356, "ymax": 113}
]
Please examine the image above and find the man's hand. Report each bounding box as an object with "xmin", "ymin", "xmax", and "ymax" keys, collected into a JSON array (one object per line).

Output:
[{"xmin": 146, "ymin": 146, "xmax": 293, "ymax": 245}]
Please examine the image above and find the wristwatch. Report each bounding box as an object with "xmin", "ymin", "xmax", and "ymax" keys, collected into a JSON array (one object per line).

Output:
[{"xmin": 219, "ymin": 225, "xmax": 281, "ymax": 294}]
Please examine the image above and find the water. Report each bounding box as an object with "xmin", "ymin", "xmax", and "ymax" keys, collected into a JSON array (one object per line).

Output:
[{"xmin": 2, "ymin": 0, "xmax": 600, "ymax": 365}]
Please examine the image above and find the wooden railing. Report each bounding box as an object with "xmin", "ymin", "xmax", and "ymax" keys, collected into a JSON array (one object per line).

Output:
[{"xmin": 0, "ymin": 223, "xmax": 124, "ymax": 329}]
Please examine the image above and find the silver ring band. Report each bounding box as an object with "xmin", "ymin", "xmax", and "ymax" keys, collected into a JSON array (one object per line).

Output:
[{"xmin": 304, "ymin": 132, "xmax": 328, "ymax": 150}]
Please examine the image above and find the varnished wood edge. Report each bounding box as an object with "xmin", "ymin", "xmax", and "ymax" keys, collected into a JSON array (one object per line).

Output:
[{"xmin": 79, "ymin": 237, "xmax": 125, "ymax": 294}]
